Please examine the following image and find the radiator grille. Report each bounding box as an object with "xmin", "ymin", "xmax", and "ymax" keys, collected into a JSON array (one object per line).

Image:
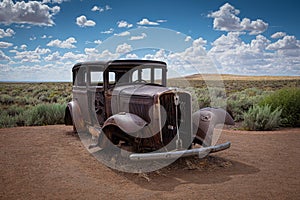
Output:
[{"xmin": 159, "ymin": 92, "xmax": 192, "ymax": 149}]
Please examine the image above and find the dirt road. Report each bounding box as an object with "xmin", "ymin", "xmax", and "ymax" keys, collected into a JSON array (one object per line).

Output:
[{"xmin": 0, "ymin": 125, "xmax": 299, "ymax": 199}]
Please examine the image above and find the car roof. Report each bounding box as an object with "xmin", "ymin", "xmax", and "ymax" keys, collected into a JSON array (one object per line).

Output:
[{"xmin": 72, "ymin": 59, "xmax": 167, "ymax": 71}]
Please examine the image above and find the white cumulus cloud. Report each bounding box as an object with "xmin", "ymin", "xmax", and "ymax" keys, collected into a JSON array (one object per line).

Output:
[
  {"xmin": 115, "ymin": 31, "xmax": 130, "ymax": 37},
  {"xmin": 91, "ymin": 5, "xmax": 112, "ymax": 12},
  {"xmin": 130, "ymin": 33, "xmax": 147, "ymax": 40},
  {"xmin": 92, "ymin": 5, "xmax": 104, "ymax": 12},
  {"xmin": 157, "ymin": 19, "xmax": 167, "ymax": 23},
  {"xmin": 0, "ymin": 41, "xmax": 13, "ymax": 48},
  {"xmin": 94, "ymin": 40, "xmax": 102, "ymax": 45},
  {"xmin": 125, "ymin": 54, "xmax": 138, "ymax": 59},
  {"xmin": 185, "ymin": 36, "xmax": 192, "ymax": 42},
  {"xmin": 117, "ymin": 20, "xmax": 133, "ymax": 28},
  {"xmin": 105, "ymin": 5, "xmax": 112, "ymax": 10},
  {"xmin": 42, "ymin": 0, "xmax": 68, "ymax": 4},
  {"xmin": 84, "ymin": 48, "xmax": 98, "ymax": 54},
  {"xmin": 101, "ymin": 28, "xmax": 114, "ymax": 34},
  {"xmin": 250, "ymin": 35, "xmax": 271, "ymax": 52},
  {"xmin": 137, "ymin": 18, "xmax": 159, "ymax": 26},
  {"xmin": 0, "ymin": 28, "xmax": 15, "ymax": 38},
  {"xmin": 0, "ymin": 0, "xmax": 60, "ymax": 26},
  {"xmin": 271, "ymin": 32, "xmax": 286, "ymax": 39},
  {"xmin": 207, "ymin": 32, "xmax": 300, "ymax": 75},
  {"xmin": 116, "ymin": 43, "xmax": 132, "ymax": 54},
  {"xmin": 47, "ymin": 37, "xmax": 77, "ymax": 49},
  {"xmin": 12, "ymin": 46, "xmax": 51, "ymax": 63},
  {"xmin": 267, "ymin": 35, "xmax": 300, "ymax": 50},
  {"xmin": 44, "ymin": 51, "xmax": 60, "ymax": 62},
  {"xmin": 61, "ymin": 51, "xmax": 86, "ymax": 61},
  {"xmin": 208, "ymin": 3, "xmax": 268, "ymax": 35},
  {"xmin": 20, "ymin": 44, "xmax": 27, "ymax": 50},
  {"xmin": 76, "ymin": 15, "xmax": 96, "ymax": 27},
  {"xmin": 0, "ymin": 50, "xmax": 10, "ymax": 61}
]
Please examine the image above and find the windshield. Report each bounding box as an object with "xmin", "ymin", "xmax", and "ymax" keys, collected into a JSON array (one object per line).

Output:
[
  {"xmin": 130, "ymin": 66, "xmax": 164, "ymax": 85},
  {"xmin": 102, "ymin": 65, "xmax": 166, "ymax": 87}
]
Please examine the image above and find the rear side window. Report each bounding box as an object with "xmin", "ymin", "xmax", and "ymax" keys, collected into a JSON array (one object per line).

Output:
[{"xmin": 74, "ymin": 67, "xmax": 87, "ymax": 86}]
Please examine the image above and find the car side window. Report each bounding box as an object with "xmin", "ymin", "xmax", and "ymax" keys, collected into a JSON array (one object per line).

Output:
[
  {"xmin": 74, "ymin": 67, "xmax": 87, "ymax": 86},
  {"xmin": 154, "ymin": 68, "xmax": 163, "ymax": 85},
  {"xmin": 109, "ymin": 72, "xmax": 115, "ymax": 84},
  {"xmin": 90, "ymin": 71, "xmax": 103, "ymax": 86}
]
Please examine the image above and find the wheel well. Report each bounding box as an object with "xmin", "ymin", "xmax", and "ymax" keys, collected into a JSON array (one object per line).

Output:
[
  {"xmin": 64, "ymin": 106, "xmax": 73, "ymax": 125},
  {"xmin": 103, "ymin": 125, "xmax": 134, "ymax": 145}
]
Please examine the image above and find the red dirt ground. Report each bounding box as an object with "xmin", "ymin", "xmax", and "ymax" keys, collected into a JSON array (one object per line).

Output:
[{"xmin": 0, "ymin": 125, "xmax": 299, "ymax": 199}]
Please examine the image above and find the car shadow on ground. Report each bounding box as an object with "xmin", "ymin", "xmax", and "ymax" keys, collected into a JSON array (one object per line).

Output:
[
  {"xmin": 74, "ymin": 131, "xmax": 260, "ymax": 192},
  {"xmin": 114, "ymin": 155, "xmax": 260, "ymax": 192}
]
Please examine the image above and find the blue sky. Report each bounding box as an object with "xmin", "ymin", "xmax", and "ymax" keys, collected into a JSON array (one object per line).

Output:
[{"xmin": 0, "ymin": 0, "xmax": 299, "ymax": 81}]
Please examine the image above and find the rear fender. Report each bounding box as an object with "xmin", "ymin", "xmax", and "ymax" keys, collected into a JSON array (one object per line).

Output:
[
  {"xmin": 65, "ymin": 101, "xmax": 86, "ymax": 132},
  {"xmin": 64, "ymin": 104, "xmax": 73, "ymax": 125}
]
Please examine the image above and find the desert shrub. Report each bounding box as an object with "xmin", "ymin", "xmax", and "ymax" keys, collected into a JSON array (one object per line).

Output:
[
  {"xmin": 259, "ymin": 87, "xmax": 300, "ymax": 127},
  {"xmin": 243, "ymin": 105, "xmax": 282, "ymax": 131},
  {"xmin": 194, "ymin": 88, "xmax": 211, "ymax": 108},
  {"xmin": 227, "ymin": 88, "xmax": 272, "ymax": 121},
  {"xmin": 6, "ymin": 105, "xmax": 25, "ymax": 116},
  {"xmin": 0, "ymin": 109, "xmax": 25, "ymax": 128},
  {"xmin": 11, "ymin": 89, "xmax": 22, "ymax": 97},
  {"xmin": 0, "ymin": 104, "xmax": 66, "ymax": 128},
  {"xmin": 0, "ymin": 112, "xmax": 17, "ymax": 128},
  {"xmin": 0, "ymin": 94, "xmax": 14, "ymax": 105},
  {"xmin": 14, "ymin": 96, "xmax": 36, "ymax": 105},
  {"xmin": 193, "ymin": 87, "xmax": 227, "ymax": 109},
  {"xmin": 25, "ymin": 103, "xmax": 66, "ymax": 126}
]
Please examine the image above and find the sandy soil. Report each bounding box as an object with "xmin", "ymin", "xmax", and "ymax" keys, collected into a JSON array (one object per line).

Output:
[{"xmin": 0, "ymin": 125, "xmax": 299, "ymax": 200}]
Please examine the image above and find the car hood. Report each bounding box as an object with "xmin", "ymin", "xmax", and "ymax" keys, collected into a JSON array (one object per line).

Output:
[{"xmin": 112, "ymin": 84, "xmax": 173, "ymax": 98}]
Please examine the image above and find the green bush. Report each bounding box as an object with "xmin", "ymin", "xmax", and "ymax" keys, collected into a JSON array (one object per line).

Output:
[
  {"xmin": 6, "ymin": 105, "xmax": 24, "ymax": 116},
  {"xmin": 0, "ymin": 94, "xmax": 14, "ymax": 104},
  {"xmin": 24, "ymin": 103, "xmax": 66, "ymax": 126},
  {"xmin": 192, "ymin": 87, "xmax": 227, "ymax": 109},
  {"xmin": 259, "ymin": 88, "xmax": 300, "ymax": 127},
  {"xmin": 243, "ymin": 105, "xmax": 282, "ymax": 131},
  {"xmin": 227, "ymin": 88, "xmax": 272, "ymax": 121},
  {"xmin": 0, "ymin": 112, "xmax": 17, "ymax": 128},
  {"xmin": 0, "ymin": 110, "xmax": 25, "ymax": 128},
  {"xmin": 0, "ymin": 104, "xmax": 66, "ymax": 128}
]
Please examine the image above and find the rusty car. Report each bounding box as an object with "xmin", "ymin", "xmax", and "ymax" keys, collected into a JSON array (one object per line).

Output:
[{"xmin": 64, "ymin": 60, "xmax": 234, "ymax": 161}]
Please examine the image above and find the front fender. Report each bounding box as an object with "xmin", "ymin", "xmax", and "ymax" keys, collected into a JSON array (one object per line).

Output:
[
  {"xmin": 103, "ymin": 112, "xmax": 147, "ymax": 134},
  {"xmin": 192, "ymin": 107, "xmax": 234, "ymax": 146}
]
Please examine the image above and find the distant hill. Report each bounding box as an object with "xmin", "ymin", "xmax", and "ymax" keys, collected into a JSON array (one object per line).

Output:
[
  {"xmin": 167, "ymin": 74, "xmax": 300, "ymax": 93},
  {"xmin": 183, "ymin": 74, "xmax": 300, "ymax": 81}
]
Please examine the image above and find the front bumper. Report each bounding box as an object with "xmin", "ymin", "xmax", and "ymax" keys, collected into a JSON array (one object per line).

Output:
[{"xmin": 129, "ymin": 141, "xmax": 231, "ymax": 161}]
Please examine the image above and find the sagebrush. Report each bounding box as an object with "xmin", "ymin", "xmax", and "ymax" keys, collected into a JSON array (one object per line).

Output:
[
  {"xmin": 0, "ymin": 104, "xmax": 66, "ymax": 128},
  {"xmin": 227, "ymin": 88, "xmax": 272, "ymax": 121},
  {"xmin": 243, "ymin": 104, "xmax": 282, "ymax": 131},
  {"xmin": 24, "ymin": 104, "xmax": 66, "ymax": 126},
  {"xmin": 259, "ymin": 88, "xmax": 300, "ymax": 127}
]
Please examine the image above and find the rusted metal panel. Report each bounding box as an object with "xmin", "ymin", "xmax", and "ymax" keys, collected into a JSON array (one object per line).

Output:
[{"xmin": 66, "ymin": 60, "xmax": 233, "ymax": 159}]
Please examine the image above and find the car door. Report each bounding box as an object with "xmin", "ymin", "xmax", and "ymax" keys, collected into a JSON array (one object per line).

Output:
[{"xmin": 73, "ymin": 66, "xmax": 91, "ymax": 124}]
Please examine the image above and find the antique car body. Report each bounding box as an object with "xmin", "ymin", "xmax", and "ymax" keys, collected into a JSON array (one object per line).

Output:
[{"xmin": 65, "ymin": 60, "xmax": 234, "ymax": 161}]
